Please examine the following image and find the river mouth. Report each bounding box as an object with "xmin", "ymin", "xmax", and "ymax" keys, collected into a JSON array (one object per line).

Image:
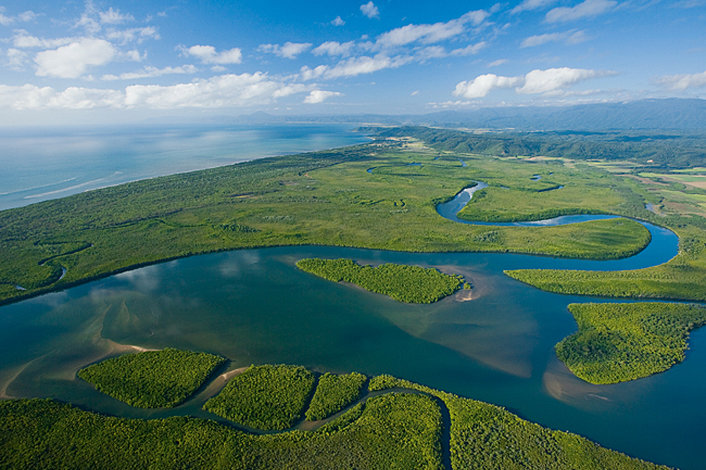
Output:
[{"xmin": 0, "ymin": 182, "xmax": 698, "ymax": 469}]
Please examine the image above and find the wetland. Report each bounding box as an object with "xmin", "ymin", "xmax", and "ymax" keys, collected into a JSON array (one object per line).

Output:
[{"xmin": 1, "ymin": 127, "xmax": 706, "ymax": 469}]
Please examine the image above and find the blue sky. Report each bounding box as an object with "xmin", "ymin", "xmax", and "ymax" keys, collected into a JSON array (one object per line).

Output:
[{"xmin": 0, "ymin": 0, "xmax": 704, "ymax": 124}]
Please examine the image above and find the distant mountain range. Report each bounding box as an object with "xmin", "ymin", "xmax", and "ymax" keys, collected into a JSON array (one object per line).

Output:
[{"xmin": 233, "ymin": 99, "xmax": 706, "ymax": 132}]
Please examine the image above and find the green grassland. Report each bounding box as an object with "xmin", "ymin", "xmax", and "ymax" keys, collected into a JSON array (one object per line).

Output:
[
  {"xmin": 363, "ymin": 128, "xmax": 706, "ymax": 304},
  {"xmin": 555, "ymin": 303, "xmax": 706, "ymax": 384},
  {"xmin": 0, "ymin": 369, "xmax": 666, "ymax": 469},
  {"xmin": 505, "ymin": 223, "xmax": 706, "ymax": 301},
  {"xmin": 296, "ymin": 258, "xmax": 463, "ymax": 303},
  {"xmin": 305, "ymin": 372, "xmax": 367, "ymax": 421},
  {"xmin": 203, "ymin": 365, "xmax": 316, "ymax": 431},
  {"xmin": 0, "ymin": 140, "xmax": 654, "ymax": 306},
  {"xmin": 77, "ymin": 348, "xmax": 225, "ymax": 408}
]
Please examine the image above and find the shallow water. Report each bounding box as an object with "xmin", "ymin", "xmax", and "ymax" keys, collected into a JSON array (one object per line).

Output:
[
  {"xmin": 0, "ymin": 124, "xmax": 367, "ymax": 210},
  {"xmin": 0, "ymin": 230, "xmax": 700, "ymax": 470}
]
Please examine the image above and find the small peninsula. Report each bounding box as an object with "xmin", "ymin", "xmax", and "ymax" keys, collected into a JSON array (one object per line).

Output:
[{"xmin": 556, "ymin": 303, "xmax": 706, "ymax": 384}]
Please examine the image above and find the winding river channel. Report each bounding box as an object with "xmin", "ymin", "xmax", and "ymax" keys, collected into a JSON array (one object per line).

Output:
[{"xmin": 0, "ymin": 180, "xmax": 702, "ymax": 469}]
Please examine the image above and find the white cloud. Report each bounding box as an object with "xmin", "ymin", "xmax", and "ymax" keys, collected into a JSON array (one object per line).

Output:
[
  {"xmin": 106, "ymin": 26, "xmax": 159, "ymax": 44},
  {"xmin": 304, "ymin": 90, "xmax": 342, "ymax": 104},
  {"xmin": 0, "ymin": 7, "xmax": 37, "ymax": 25},
  {"xmin": 546, "ymin": 0, "xmax": 617, "ymax": 22},
  {"xmin": 411, "ymin": 90, "xmax": 420, "ymax": 96},
  {"xmin": 0, "ymin": 73, "xmax": 313, "ymax": 110},
  {"xmin": 99, "ymin": 7, "xmax": 134, "ymax": 24},
  {"xmin": 331, "ymin": 16, "xmax": 345, "ymax": 26},
  {"xmin": 521, "ymin": 30, "xmax": 587, "ymax": 47},
  {"xmin": 415, "ymin": 46, "xmax": 448, "ymax": 61},
  {"xmin": 0, "ymin": 84, "xmax": 123, "ymax": 110},
  {"xmin": 34, "ymin": 38, "xmax": 116, "ymax": 78},
  {"xmin": 123, "ymin": 73, "xmax": 308, "ymax": 108},
  {"xmin": 454, "ymin": 74, "xmax": 523, "ymax": 98},
  {"xmin": 360, "ymin": 1, "xmax": 380, "ymax": 18},
  {"xmin": 450, "ymin": 41, "xmax": 487, "ymax": 56},
  {"xmin": 312, "ymin": 41, "xmax": 355, "ymax": 57},
  {"xmin": 76, "ymin": 3, "xmax": 101, "ymax": 34},
  {"xmin": 299, "ymin": 65, "xmax": 328, "ymax": 81},
  {"xmin": 517, "ymin": 67, "xmax": 604, "ymax": 94},
  {"xmin": 17, "ymin": 10, "xmax": 37, "ymax": 22},
  {"xmin": 183, "ymin": 45, "xmax": 242, "ymax": 64},
  {"xmin": 6, "ymin": 48, "xmax": 28, "ymax": 69},
  {"xmin": 12, "ymin": 31, "xmax": 77, "ymax": 49},
  {"xmin": 324, "ymin": 54, "xmax": 412, "ymax": 79},
  {"xmin": 657, "ymin": 71, "xmax": 706, "ymax": 90},
  {"xmin": 122, "ymin": 49, "xmax": 144, "ymax": 62},
  {"xmin": 454, "ymin": 67, "xmax": 608, "ymax": 98},
  {"xmin": 258, "ymin": 42, "xmax": 312, "ymax": 59},
  {"xmin": 376, "ymin": 10, "xmax": 489, "ymax": 49},
  {"xmin": 488, "ymin": 58, "xmax": 508, "ymax": 67},
  {"xmin": 101, "ymin": 65, "xmax": 198, "ymax": 81},
  {"xmin": 511, "ymin": 0, "xmax": 558, "ymax": 14}
]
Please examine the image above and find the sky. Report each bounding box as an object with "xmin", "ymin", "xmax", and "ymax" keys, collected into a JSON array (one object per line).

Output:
[{"xmin": 0, "ymin": 0, "xmax": 705, "ymax": 125}]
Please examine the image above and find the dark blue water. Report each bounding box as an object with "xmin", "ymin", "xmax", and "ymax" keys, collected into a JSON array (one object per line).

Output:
[{"xmin": 0, "ymin": 124, "xmax": 367, "ymax": 210}]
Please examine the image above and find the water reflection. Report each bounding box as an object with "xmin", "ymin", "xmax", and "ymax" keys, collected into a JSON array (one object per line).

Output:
[{"xmin": 0, "ymin": 246, "xmax": 704, "ymax": 469}]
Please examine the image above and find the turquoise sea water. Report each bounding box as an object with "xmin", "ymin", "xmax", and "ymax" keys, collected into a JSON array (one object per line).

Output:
[{"xmin": 0, "ymin": 124, "xmax": 367, "ymax": 210}]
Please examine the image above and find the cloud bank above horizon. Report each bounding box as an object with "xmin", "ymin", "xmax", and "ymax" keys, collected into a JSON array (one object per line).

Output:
[{"xmin": 0, "ymin": 0, "xmax": 703, "ymax": 122}]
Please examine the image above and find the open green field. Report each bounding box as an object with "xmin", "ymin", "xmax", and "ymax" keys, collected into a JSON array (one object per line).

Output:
[
  {"xmin": 296, "ymin": 258, "xmax": 464, "ymax": 303},
  {"xmin": 78, "ymin": 348, "xmax": 226, "ymax": 408},
  {"xmin": 0, "ymin": 139, "xmax": 653, "ymax": 305},
  {"xmin": 555, "ymin": 303, "xmax": 706, "ymax": 384}
]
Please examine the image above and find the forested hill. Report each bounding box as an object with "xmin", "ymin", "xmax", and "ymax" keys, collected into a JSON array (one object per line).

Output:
[{"xmin": 363, "ymin": 126, "xmax": 706, "ymax": 169}]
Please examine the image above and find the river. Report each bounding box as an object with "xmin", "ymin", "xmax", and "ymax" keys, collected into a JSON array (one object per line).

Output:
[{"xmin": 0, "ymin": 176, "xmax": 701, "ymax": 469}]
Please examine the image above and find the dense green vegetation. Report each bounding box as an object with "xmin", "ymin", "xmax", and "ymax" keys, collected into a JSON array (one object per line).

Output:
[
  {"xmin": 368, "ymin": 376, "xmax": 665, "ymax": 470},
  {"xmin": 0, "ymin": 369, "xmax": 666, "ymax": 469},
  {"xmin": 305, "ymin": 372, "xmax": 367, "ymax": 421},
  {"xmin": 77, "ymin": 348, "xmax": 225, "ymax": 408},
  {"xmin": 0, "ymin": 138, "xmax": 653, "ymax": 306},
  {"xmin": 203, "ymin": 364, "xmax": 316, "ymax": 431},
  {"xmin": 555, "ymin": 303, "xmax": 706, "ymax": 384},
  {"xmin": 296, "ymin": 258, "xmax": 463, "ymax": 303},
  {"xmin": 0, "ymin": 393, "xmax": 443, "ymax": 470},
  {"xmin": 366, "ymin": 125, "xmax": 706, "ymax": 168}
]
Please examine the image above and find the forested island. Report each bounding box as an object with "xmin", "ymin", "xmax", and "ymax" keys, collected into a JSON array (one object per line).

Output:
[{"xmin": 296, "ymin": 258, "xmax": 466, "ymax": 303}]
